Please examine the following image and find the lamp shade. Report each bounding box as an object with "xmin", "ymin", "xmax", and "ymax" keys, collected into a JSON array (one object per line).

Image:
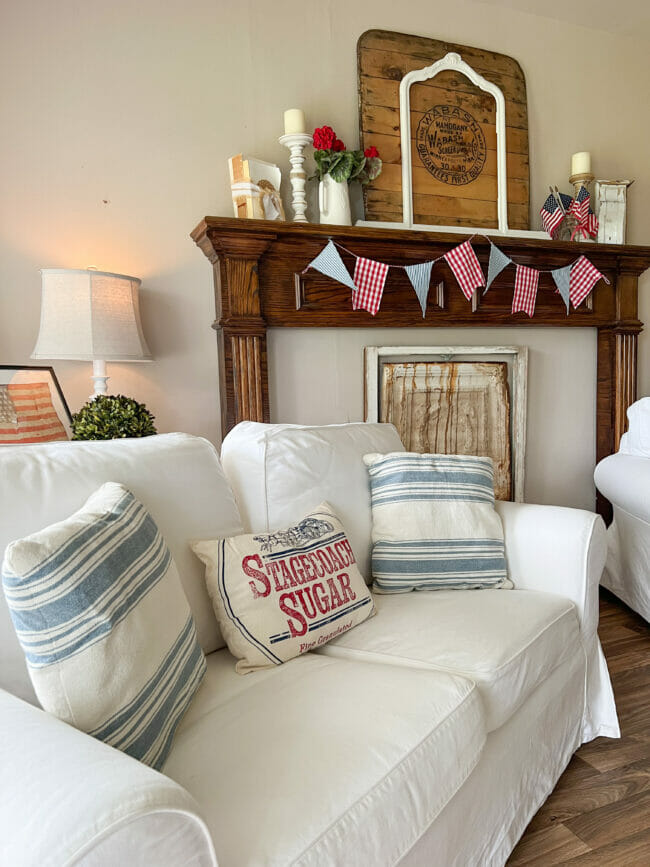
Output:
[{"xmin": 32, "ymin": 268, "xmax": 152, "ymax": 361}]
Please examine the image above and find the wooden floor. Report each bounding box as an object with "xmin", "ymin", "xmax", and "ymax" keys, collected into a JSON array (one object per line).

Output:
[{"xmin": 508, "ymin": 590, "xmax": 650, "ymax": 865}]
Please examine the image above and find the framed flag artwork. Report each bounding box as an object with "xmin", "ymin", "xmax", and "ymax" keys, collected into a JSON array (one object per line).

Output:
[{"xmin": 0, "ymin": 365, "xmax": 72, "ymax": 444}]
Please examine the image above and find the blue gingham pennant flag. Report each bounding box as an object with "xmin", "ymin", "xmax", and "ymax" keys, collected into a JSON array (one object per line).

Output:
[
  {"xmin": 404, "ymin": 261, "xmax": 434, "ymax": 317},
  {"xmin": 551, "ymin": 264, "xmax": 572, "ymax": 313},
  {"xmin": 485, "ymin": 242, "xmax": 511, "ymax": 293},
  {"xmin": 305, "ymin": 240, "xmax": 356, "ymax": 291}
]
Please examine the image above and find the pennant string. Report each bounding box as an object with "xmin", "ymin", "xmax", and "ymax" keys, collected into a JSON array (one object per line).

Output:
[{"xmin": 300, "ymin": 233, "xmax": 610, "ymax": 317}]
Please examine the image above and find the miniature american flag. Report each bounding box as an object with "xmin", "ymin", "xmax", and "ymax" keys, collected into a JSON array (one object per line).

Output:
[
  {"xmin": 512, "ymin": 264, "xmax": 539, "ymax": 317},
  {"xmin": 569, "ymin": 256, "xmax": 609, "ymax": 308},
  {"xmin": 352, "ymin": 257, "xmax": 390, "ymax": 316},
  {"xmin": 586, "ymin": 211, "xmax": 598, "ymax": 237},
  {"xmin": 540, "ymin": 193, "xmax": 564, "ymax": 237},
  {"xmin": 569, "ymin": 186, "xmax": 591, "ymax": 224},
  {"xmin": 443, "ymin": 240, "xmax": 485, "ymax": 300}
]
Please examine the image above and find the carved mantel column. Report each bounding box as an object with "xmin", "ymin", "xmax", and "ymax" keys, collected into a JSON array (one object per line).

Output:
[{"xmin": 191, "ymin": 222, "xmax": 277, "ymax": 434}]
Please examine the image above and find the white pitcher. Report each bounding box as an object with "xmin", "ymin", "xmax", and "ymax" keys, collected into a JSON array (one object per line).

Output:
[{"xmin": 318, "ymin": 174, "xmax": 352, "ymax": 226}]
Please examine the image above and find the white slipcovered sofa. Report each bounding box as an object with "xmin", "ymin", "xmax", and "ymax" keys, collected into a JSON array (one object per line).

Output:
[
  {"xmin": 0, "ymin": 423, "xmax": 619, "ymax": 866},
  {"xmin": 594, "ymin": 396, "xmax": 650, "ymax": 621}
]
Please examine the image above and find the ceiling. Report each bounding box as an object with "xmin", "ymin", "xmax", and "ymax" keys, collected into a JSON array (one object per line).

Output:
[{"xmin": 474, "ymin": 0, "xmax": 650, "ymax": 40}]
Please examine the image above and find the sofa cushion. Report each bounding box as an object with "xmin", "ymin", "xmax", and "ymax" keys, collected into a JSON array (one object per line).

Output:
[
  {"xmin": 0, "ymin": 433, "xmax": 242, "ymax": 703},
  {"xmin": 220, "ymin": 421, "xmax": 405, "ymax": 582},
  {"xmin": 365, "ymin": 452, "xmax": 509, "ymax": 592},
  {"xmin": 619, "ymin": 396, "xmax": 650, "ymax": 457},
  {"xmin": 317, "ymin": 589, "xmax": 581, "ymax": 732},
  {"xmin": 191, "ymin": 503, "xmax": 374, "ymax": 672},
  {"xmin": 2, "ymin": 482, "xmax": 206, "ymax": 769},
  {"xmin": 164, "ymin": 650, "xmax": 485, "ymax": 866}
]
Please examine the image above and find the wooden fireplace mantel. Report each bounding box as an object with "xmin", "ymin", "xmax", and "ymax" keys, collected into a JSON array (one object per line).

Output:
[{"xmin": 191, "ymin": 216, "xmax": 650, "ymax": 518}]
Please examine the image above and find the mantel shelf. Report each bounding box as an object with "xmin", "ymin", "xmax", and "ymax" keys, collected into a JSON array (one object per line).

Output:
[{"xmin": 191, "ymin": 215, "xmax": 650, "ymax": 520}]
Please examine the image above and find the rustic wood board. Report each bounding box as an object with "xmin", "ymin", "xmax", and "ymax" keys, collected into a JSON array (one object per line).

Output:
[
  {"xmin": 379, "ymin": 361, "xmax": 511, "ymax": 499},
  {"xmin": 358, "ymin": 29, "xmax": 530, "ymax": 230}
]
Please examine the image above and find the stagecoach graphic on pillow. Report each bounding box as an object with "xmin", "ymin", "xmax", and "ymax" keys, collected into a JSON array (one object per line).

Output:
[{"xmin": 254, "ymin": 517, "xmax": 335, "ymax": 554}]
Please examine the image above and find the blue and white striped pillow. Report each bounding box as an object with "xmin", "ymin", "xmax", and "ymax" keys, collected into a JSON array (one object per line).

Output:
[
  {"xmin": 364, "ymin": 452, "xmax": 509, "ymax": 593},
  {"xmin": 2, "ymin": 482, "xmax": 205, "ymax": 770}
]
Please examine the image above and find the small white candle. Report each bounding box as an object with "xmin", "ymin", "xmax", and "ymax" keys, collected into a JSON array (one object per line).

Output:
[
  {"xmin": 571, "ymin": 151, "xmax": 591, "ymax": 176},
  {"xmin": 284, "ymin": 109, "xmax": 306, "ymax": 136}
]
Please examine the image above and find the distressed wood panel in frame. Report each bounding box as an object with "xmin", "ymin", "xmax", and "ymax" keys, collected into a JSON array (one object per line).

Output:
[
  {"xmin": 382, "ymin": 362, "xmax": 512, "ymax": 499},
  {"xmin": 365, "ymin": 345, "xmax": 527, "ymax": 501},
  {"xmin": 357, "ymin": 29, "xmax": 530, "ymax": 230}
]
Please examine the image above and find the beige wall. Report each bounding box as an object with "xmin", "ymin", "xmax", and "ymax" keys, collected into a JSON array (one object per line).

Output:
[{"xmin": 1, "ymin": 0, "xmax": 649, "ymax": 508}]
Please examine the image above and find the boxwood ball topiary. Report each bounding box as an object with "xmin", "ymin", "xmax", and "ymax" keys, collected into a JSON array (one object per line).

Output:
[{"xmin": 71, "ymin": 394, "xmax": 157, "ymax": 440}]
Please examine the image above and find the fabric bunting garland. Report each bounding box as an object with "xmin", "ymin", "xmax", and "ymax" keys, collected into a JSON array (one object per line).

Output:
[
  {"xmin": 569, "ymin": 256, "xmax": 609, "ymax": 308},
  {"xmin": 551, "ymin": 264, "xmax": 573, "ymax": 313},
  {"xmin": 301, "ymin": 234, "xmax": 609, "ymax": 320},
  {"xmin": 443, "ymin": 239, "xmax": 485, "ymax": 299},
  {"xmin": 304, "ymin": 240, "xmax": 356, "ymax": 291},
  {"xmin": 404, "ymin": 261, "xmax": 434, "ymax": 317},
  {"xmin": 352, "ymin": 257, "xmax": 389, "ymax": 316},
  {"xmin": 485, "ymin": 242, "xmax": 512, "ymax": 293},
  {"xmin": 512, "ymin": 265, "xmax": 539, "ymax": 317}
]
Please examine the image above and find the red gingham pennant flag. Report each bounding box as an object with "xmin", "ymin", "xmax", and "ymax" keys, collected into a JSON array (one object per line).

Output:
[
  {"xmin": 512, "ymin": 264, "xmax": 539, "ymax": 317},
  {"xmin": 444, "ymin": 240, "xmax": 485, "ymax": 299},
  {"xmin": 569, "ymin": 256, "xmax": 609, "ymax": 308},
  {"xmin": 352, "ymin": 257, "xmax": 390, "ymax": 316}
]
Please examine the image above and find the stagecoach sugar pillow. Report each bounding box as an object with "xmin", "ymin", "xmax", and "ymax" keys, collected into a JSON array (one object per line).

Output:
[
  {"xmin": 1, "ymin": 482, "xmax": 206, "ymax": 770},
  {"xmin": 191, "ymin": 503, "xmax": 374, "ymax": 673},
  {"xmin": 364, "ymin": 452, "xmax": 510, "ymax": 593}
]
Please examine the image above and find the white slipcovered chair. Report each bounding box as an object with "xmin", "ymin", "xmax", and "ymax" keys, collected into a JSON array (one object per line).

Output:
[{"xmin": 594, "ymin": 397, "xmax": 650, "ymax": 621}]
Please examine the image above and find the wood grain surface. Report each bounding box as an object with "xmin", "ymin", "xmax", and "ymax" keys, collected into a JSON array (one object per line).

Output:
[
  {"xmin": 379, "ymin": 361, "xmax": 512, "ymax": 499},
  {"xmin": 509, "ymin": 591, "xmax": 650, "ymax": 865},
  {"xmin": 357, "ymin": 29, "xmax": 530, "ymax": 229}
]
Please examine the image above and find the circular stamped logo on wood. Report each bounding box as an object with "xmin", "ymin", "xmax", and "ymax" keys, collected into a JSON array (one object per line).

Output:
[{"xmin": 416, "ymin": 105, "xmax": 487, "ymax": 186}]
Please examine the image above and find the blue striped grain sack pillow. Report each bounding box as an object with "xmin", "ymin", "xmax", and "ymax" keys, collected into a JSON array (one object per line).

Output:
[
  {"xmin": 364, "ymin": 452, "xmax": 509, "ymax": 593},
  {"xmin": 2, "ymin": 482, "xmax": 205, "ymax": 770}
]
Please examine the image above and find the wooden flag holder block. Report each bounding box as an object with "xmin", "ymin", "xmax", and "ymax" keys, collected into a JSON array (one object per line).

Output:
[{"xmin": 595, "ymin": 180, "xmax": 633, "ymax": 245}]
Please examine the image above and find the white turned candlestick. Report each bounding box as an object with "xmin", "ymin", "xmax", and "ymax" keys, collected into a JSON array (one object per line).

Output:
[{"xmin": 279, "ymin": 132, "xmax": 312, "ymax": 223}]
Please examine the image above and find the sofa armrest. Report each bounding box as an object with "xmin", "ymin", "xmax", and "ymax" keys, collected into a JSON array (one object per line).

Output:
[
  {"xmin": 495, "ymin": 500, "xmax": 606, "ymax": 638},
  {"xmin": 595, "ymin": 453, "xmax": 650, "ymax": 524},
  {"xmin": 0, "ymin": 690, "xmax": 216, "ymax": 867}
]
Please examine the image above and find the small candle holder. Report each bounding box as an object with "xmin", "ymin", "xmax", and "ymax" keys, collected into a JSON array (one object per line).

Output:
[
  {"xmin": 279, "ymin": 132, "xmax": 312, "ymax": 223},
  {"xmin": 569, "ymin": 171, "xmax": 595, "ymax": 198}
]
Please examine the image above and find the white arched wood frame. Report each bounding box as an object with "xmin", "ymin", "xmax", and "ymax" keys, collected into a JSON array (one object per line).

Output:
[{"xmin": 400, "ymin": 52, "xmax": 509, "ymax": 232}]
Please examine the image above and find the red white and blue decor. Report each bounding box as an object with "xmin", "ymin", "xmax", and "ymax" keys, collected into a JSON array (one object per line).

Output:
[{"xmin": 302, "ymin": 235, "xmax": 610, "ymax": 319}]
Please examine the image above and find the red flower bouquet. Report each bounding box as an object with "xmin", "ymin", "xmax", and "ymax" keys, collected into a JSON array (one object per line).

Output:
[{"xmin": 311, "ymin": 126, "xmax": 382, "ymax": 184}]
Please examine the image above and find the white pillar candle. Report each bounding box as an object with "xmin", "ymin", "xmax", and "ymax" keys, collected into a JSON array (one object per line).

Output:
[
  {"xmin": 571, "ymin": 151, "xmax": 592, "ymax": 176},
  {"xmin": 283, "ymin": 109, "xmax": 306, "ymax": 135}
]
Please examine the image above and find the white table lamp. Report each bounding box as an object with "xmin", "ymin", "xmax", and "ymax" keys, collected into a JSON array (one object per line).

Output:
[{"xmin": 32, "ymin": 268, "xmax": 152, "ymax": 399}]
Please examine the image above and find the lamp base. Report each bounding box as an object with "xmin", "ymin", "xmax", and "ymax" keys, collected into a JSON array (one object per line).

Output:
[{"xmin": 90, "ymin": 360, "xmax": 109, "ymax": 400}]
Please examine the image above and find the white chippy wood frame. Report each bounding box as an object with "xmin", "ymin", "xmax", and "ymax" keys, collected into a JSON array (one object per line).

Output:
[
  {"xmin": 357, "ymin": 51, "xmax": 547, "ymax": 240},
  {"xmin": 364, "ymin": 344, "xmax": 528, "ymax": 501}
]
